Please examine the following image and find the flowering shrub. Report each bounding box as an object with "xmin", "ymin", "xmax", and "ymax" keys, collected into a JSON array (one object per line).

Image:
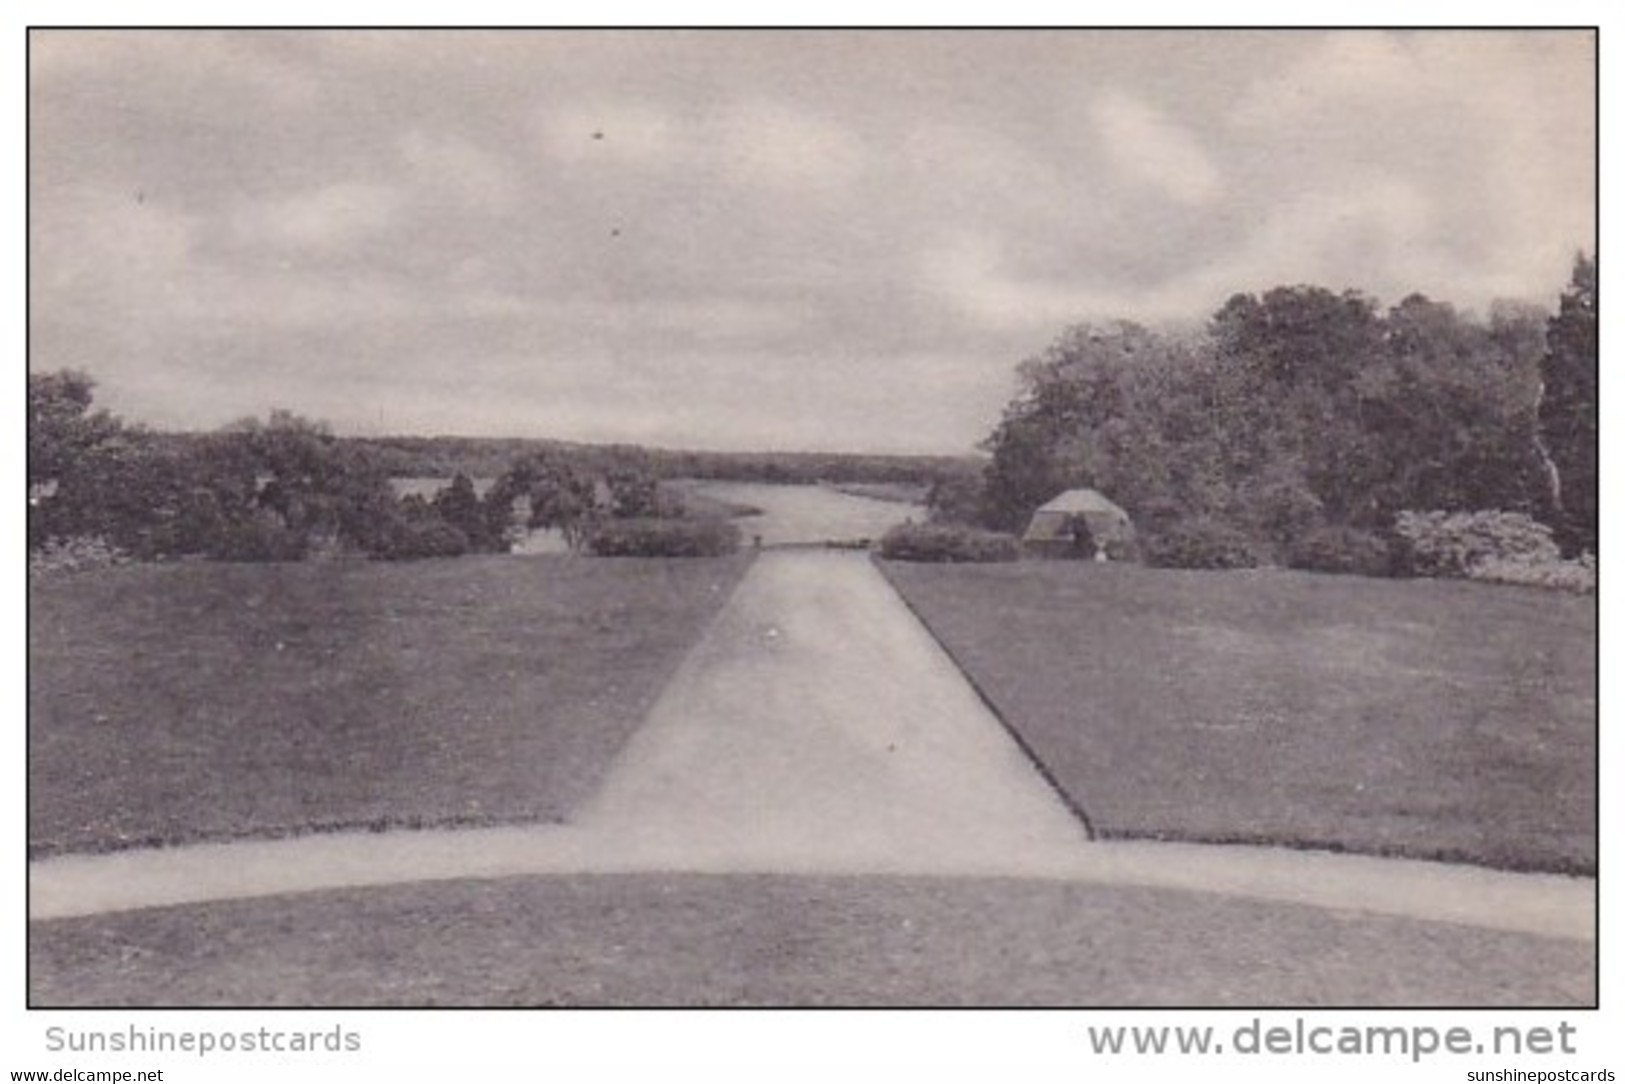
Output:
[
  {"xmin": 1468, "ymin": 552, "xmax": 1596, "ymax": 594},
  {"xmin": 1390, "ymin": 511, "xmax": 1592, "ymax": 593},
  {"xmin": 1392, "ymin": 510, "xmax": 1560, "ymax": 578}
]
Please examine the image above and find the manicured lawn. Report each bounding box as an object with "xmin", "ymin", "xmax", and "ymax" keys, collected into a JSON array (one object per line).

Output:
[
  {"xmin": 879, "ymin": 561, "xmax": 1596, "ymax": 874},
  {"xmin": 28, "ymin": 873, "xmax": 1592, "ymax": 1006},
  {"xmin": 29, "ymin": 555, "xmax": 750, "ymax": 856}
]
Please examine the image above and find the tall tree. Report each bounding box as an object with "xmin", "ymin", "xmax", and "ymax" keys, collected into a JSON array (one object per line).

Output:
[
  {"xmin": 605, "ymin": 466, "xmax": 660, "ymax": 518},
  {"xmin": 28, "ymin": 370, "xmax": 120, "ymax": 487},
  {"xmin": 529, "ymin": 460, "xmax": 601, "ymax": 550},
  {"xmin": 1539, "ymin": 253, "xmax": 1598, "ymax": 554},
  {"xmin": 433, "ymin": 473, "xmax": 490, "ymax": 550},
  {"xmin": 218, "ymin": 410, "xmax": 399, "ymax": 557}
]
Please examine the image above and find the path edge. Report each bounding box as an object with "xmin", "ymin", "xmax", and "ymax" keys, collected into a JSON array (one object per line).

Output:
[{"xmin": 871, "ymin": 555, "xmax": 1098, "ymax": 841}]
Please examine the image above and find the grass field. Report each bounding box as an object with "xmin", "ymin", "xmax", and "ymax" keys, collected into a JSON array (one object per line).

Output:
[
  {"xmin": 29, "ymin": 555, "xmax": 751, "ymax": 856},
  {"xmin": 879, "ymin": 561, "xmax": 1596, "ymax": 875},
  {"xmin": 28, "ymin": 873, "xmax": 1592, "ymax": 1006}
]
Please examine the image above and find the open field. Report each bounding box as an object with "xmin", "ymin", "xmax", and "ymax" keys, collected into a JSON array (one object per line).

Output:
[
  {"xmin": 29, "ymin": 555, "xmax": 750, "ymax": 856},
  {"xmin": 29, "ymin": 872, "xmax": 1592, "ymax": 1007},
  {"xmin": 879, "ymin": 561, "xmax": 1596, "ymax": 875}
]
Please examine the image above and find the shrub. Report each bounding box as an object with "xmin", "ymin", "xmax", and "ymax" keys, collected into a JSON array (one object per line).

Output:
[
  {"xmin": 1392, "ymin": 510, "xmax": 1559, "ymax": 578},
  {"xmin": 205, "ymin": 513, "xmax": 309, "ymax": 562},
  {"xmin": 1286, "ymin": 525, "xmax": 1395, "ymax": 577},
  {"xmin": 28, "ymin": 535, "xmax": 130, "ymax": 578},
  {"xmin": 373, "ymin": 517, "xmax": 471, "ymax": 561},
  {"xmin": 1140, "ymin": 517, "xmax": 1261, "ymax": 570},
  {"xmin": 585, "ymin": 516, "xmax": 741, "ymax": 557},
  {"xmin": 877, "ymin": 522, "xmax": 1021, "ymax": 563},
  {"xmin": 1467, "ymin": 552, "xmax": 1596, "ymax": 594}
]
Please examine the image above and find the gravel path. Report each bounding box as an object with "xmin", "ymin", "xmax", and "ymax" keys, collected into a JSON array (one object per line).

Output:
[{"xmin": 569, "ymin": 548, "xmax": 1090, "ymax": 865}]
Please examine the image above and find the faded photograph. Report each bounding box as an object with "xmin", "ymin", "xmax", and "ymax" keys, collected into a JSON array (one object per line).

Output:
[{"xmin": 28, "ymin": 29, "xmax": 1596, "ymax": 1009}]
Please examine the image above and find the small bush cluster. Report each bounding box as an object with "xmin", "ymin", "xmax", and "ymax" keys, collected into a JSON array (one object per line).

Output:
[
  {"xmin": 28, "ymin": 535, "xmax": 130, "ymax": 578},
  {"xmin": 1392, "ymin": 510, "xmax": 1559, "ymax": 577},
  {"xmin": 1286, "ymin": 525, "xmax": 1394, "ymax": 577},
  {"xmin": 1467, "ymin": 553, "xmax": 1596, "ymax": 594},
  {"xmin": 1140, "ymin": 517, "xmax": 1261, "ymax": 570},
  {"xmin": 1389, "ymin": 510, "xmax": 1593, "ymax": 593},
  {"xmin": 877, "ymin": 522, "xmax": 1021, "ymax": 563},
  {"xmin": 373, "ymin": 517, "xmax": 470, "ymax": 561},
  {"xmin": 585, "ymin": 516, "xmax": 741, "ymax": 557},
  {"xmin": 203, "ymin": 513, "xmax": 311, "ymax": 562}
]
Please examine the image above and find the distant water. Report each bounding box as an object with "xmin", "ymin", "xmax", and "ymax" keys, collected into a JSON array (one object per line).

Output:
[
  {"xmin": 681, "ymin": 481, "xmax": 925, "ymax": 547},
  {"xmin": 388, "ymin": 477, "xmax": 925, "ymax": 551}
]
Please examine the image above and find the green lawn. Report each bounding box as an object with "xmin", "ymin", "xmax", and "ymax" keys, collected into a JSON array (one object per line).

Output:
[
  {"xmin": 879, "ymin": 561, "xmax": 1596, "ymax": 875},
  {"xmin": 28, "ymin": 873, "xmax": 1592, "ymax": 1007},
  {"xmin": 29, "ymin": 555, "xmax": 750, "ymax": 856}
]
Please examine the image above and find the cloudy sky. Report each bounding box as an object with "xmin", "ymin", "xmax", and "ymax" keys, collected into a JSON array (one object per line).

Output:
[{"xmin": 29, "ymin": 29, "xmax": 1595, "ymax": 454}]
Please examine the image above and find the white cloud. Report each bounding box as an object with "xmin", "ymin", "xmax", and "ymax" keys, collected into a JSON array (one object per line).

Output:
[
  {"xmin": 1232, "ymin": 31, "xmax": 1417, "ymax": 125},
  {"xmin": 538, "ymin": 96, "xmax": 866, "ymax": 193},
  {"xmin": 175, "ymin": 269, "xmax": 418, "ymax": 329},
  {"xmin": 444, "ymin": 289, "xmax": 803, "ymax": 344},
  {"xmin": 537, "ymin": 101, "xmax": 682, "ymax": 167},
  {"xmin": 31, "ymin": 30, "xmax": 320, "ymax": 109},
  {"xmin": 1090, "ymin": 90, "xmax": 1221, "ymax": 207},
  {"xmin": 31, "ymin": 185, "xmax": 201, "ymax": 314},
  {"xmin": 1228, "ymin": 30, "xmax": 1594, "ymax": 305},
  {"xmin": 29, "ymin": 31, "xmax": 1597, "ymax": 454},
  {"xmin": 231, "ymin": 181, "xmax": 409, "ymax": 250},
  {"xmin": 399, "ymin": 130, "xmax": 519, "ymax": 212},
  {"xmin": 926, "ymin": 179, "xmax": 1443, "ymax": 330},
  {"xmin": 711, "ymin": 101, "xmax": 867, "ymax": 191}
]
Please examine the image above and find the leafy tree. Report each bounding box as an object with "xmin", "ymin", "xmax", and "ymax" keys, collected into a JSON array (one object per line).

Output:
[
  {"xmin": 924, "ymin": 463, "xmax": 987, "ymax": 525},
  {"xmin": 529, "ymin": 461, "xmax": 601, "ymax": 550},
  {"xmin": 25, "ymin": 372, "xmax": 202, "ymax": 556},
  {"xmin": 28, "ymin": 370, "xmax": 120, "ymax": 487},
  {"xmin": 374, "ymin": 492, "xmax": 470, "ymax": 560},
  {"xmin": 606, "ymin": 467, "xmax": 660, "ymax": 518},
  {"xmin": 980, "ymin": 322, "xmax": 1160, "ymax": 530},
  {"xmin": 211, "ymin": 410, "xmax": 400, "ymax": 558},
  {"xmin": 433, "ymin": 473, "xmax": 498, "ymax": 551},
  {"xmin": 491, "ymin": 453, "xmax": 605, "ymax": 551},
  {"xmin": 1346, "ymin": 294, "xmax": 1545, "ymax": 524},
  {"xmin": 978, "ymin": 280, "xmax": 1565, "ymax": 570},
  {"xmin": 981, "ymin": 321, "xmax": 1233, "ymax": 540},
  {"xmin": 1539, "ymin": 253, "xmax": 1598, "ymax": 554},
  {"xmin": 1211, "ymin": 286, "xmax": 1387, "ymax": 524}
]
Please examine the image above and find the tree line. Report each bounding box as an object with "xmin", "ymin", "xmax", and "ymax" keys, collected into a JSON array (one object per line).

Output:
[
  {"xmin": 28, "ymin": 372, "xmax": 972, "ymax": 565},
  {"xmin": 30, "ymin": 256, "xmax": 1595, "ymax": 573},
  {"xmin": 933, "ymin": 256, "xmax": 1596, "ymax": 568},
  {"xmin": 26, "ymin": 389, "xmax": 718, "ymax": 563},
  {"xmin": 355, "ymin": 434, "xmax": 974, "ymax": 490}
]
